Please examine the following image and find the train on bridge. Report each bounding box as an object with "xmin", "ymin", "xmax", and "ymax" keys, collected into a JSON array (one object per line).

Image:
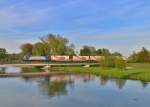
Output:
[
  {"xmin": 23, "ymin": 55, "xmax": 103, "ymax": 62},
  {"xmin": 23, "ymin": 55, "xmax": 127, "ymax": 62}
]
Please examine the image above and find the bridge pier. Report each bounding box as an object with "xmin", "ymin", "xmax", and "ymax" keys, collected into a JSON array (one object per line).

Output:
[
  {"xmin": 84, "ymin": 64, "xmax": 90, "ymax": 67},
  {"xmin": 42, "ymin": 65, "xmax": 52, "ymax": 72}
]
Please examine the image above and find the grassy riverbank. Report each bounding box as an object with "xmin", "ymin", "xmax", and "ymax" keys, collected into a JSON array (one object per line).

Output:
[{"xmin": 52, "ymin": 63, "xmax": 150, "ymax": 82}]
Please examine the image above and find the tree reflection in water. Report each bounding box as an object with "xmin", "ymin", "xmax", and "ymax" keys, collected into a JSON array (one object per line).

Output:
[
  {"xmin": 140, "ymin": 81, "xmax": 148, "ymax": 88},
  {"xmin": 38, "ymin": 75, "xmax": 74, "ymax": 97},
  {"xmin": 99, "ymin": 76, "xmax": 127, "ymax": 89},
  {"xmin": 38, "ymin": 73, "xmax": 95, "ymax": 98},
  {"xmin": 22, "ymin": 73, "xmax": 131, "ymax": 98},
  {"xmin": 115, "ymin": 79, "xmax": 126, "ymax": 89},
  {"xmin": 100, "ymin": 76, "xmax": 109, "ymax": 86},
  {"xmin": 0, "ymin": 67, "xmax": 6, "ymax": 73}
]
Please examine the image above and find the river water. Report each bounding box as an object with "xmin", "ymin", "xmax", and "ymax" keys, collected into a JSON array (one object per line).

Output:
[{"xmin": 0, "ymin": 67, "xmax": 149, "ymax": 107}]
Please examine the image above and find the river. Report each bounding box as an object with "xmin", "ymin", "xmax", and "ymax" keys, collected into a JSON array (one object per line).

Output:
[{"xmin": 0, "ymin": 67, "xmax": 149, "ymax": 107}]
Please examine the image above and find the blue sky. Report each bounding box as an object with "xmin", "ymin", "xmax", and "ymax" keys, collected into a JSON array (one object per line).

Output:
[{"xmin": 0, "ymin": 0, "xmax": 150, "ymax": 55}]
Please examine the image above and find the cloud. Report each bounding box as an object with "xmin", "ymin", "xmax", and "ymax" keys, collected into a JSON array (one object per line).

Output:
[
  {"xmin": 0, "ymin": 37, "xmax": 38, "ymax": 53},
  {"xmin": 66, "ymin": 24, "xmax": 150, "ymax": 56},
  {"xmin": 0, "ymin": 6, "xmax": 48, "ymax": 29},
  {"xmin": 0, "ymin": 0, "xmax": 150, "ymax": 55}
]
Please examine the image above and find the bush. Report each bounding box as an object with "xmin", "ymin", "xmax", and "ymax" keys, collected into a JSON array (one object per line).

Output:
[
  {"xmin": 101, "ymin": 55, "xmax": 115, "ymax": 68},
  {"xmin": 128, "ymin": 47, "xmax": 150, "ymax": 63},
  {"xmin": 101, "ymin": 55, "xmax": 126, "ymax": 70},
  {"xmin": 115, "ymin": 58, "xmax": 126, "ymax": 70}
]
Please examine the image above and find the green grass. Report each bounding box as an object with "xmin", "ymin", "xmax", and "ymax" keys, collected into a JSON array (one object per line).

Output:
[
  {"xmin": 21, "ymin": 67, "xmax": 43, "ymax": 73},
  {"xmin": 0, "ymin": 71, "xmax": 5, "ymax": 74},
  {"xmin": 51, "ymin": 63, "xmax": 150, "ymax": 82}
]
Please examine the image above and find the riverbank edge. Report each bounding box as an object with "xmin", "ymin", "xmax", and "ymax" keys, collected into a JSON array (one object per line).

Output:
[
  {"xmin": 0, "ymin": 72, "xmax": 81, "ymax": 78},
  {"xmin": 51, "ymin": 65, "xmax": 150, "ymax": 82}
]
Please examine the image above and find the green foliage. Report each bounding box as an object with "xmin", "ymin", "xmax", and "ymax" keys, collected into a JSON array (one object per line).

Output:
[
  {"xmin": 128, "ymin": 52, "xmax": 138, "ymax": 62},
  {"xmin": 52, "ymin": 63, "xmax": 150, "ymax": 82},
  {"xmin": 4, "ymin": 54, "xmax": 22, "ymax": 63},
  {"xmin": 21, "ymin": 67, "xmax": 42, "ymax": 73},
  {"xmin": 101, "ymin": 55, "xmax": 126, "ymax": 69},
  {"xmin": 101, "ymin": 55, "xmax": 115, "ymax": 68},
  {"xmin": 19, "ymin": 34, "xmax": 75, "ymax": 56},
  {"xmin": 32, "ymin": 42, "xmax": 47, "ymax": 56},
  {"xmin": 137, "ymin": 47, "xmax": 150, "ymax": 62},
  {"xmin": 0, "ymin": 49, "xmax": 22, "ymax": 63},
  {"xmin": 19, "ymin": 34, "xmax": 122, "ymax": 57},
  {"xmin": 112, "ymin": 52, "xmax": 122, "ymax": 56},
  {"xmin": 0, "ymin": 48, "xmax": 7, "ymax": 61},
  {"xmin": 115, "ymin": 58, "xmax": 126, "ymax": 70},
  {"xmin": 97, "ymin": 48, "xmax": 111, "ymax": 55},
  {"xmin": 65, "ymin": 43, "xmax": 75, "ymax": 56},
  {"xmin": 40, "ymin": 34, "xmax": 69, "ymax": 55},
  {"xmin": 20, "ymin": 43, "xmax": 33, "ymax": 55},
  {"xmin": 129, "ymin": 47, "xmax": 150, "ymax": 63},
  {"xmin": 80, "ymin": 47, "xmax": 112, "ymax": 56},
  {"xmin": 80, "ymin": 45, "xmax": 96, "ymax": 56}
]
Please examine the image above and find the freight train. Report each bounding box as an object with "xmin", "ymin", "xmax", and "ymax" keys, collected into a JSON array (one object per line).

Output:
[
  {"xmin": 23, "ymin": 55, "xmax": 103, "ymax": 62},
  {"xmin": 23, "ymin": 55, "xmax": 127, "ymax": 62}
]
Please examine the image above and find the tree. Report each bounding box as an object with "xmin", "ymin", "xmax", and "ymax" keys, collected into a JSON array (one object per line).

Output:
[
  {"xmin": 101, "ymin": 48, "xmax": 111, "ymax": 55},
  {"xmin": 5, "ymin": 53, "xmax": 21, "ymax": 63},
  {"xmin": 128, "ymin": 52, "xmax": 138, "ymax": 62},
  {"xmin": 129, "ymin": 47, "xmax": 150, "ymax": 62},
  {"xmin": 32, "ymin": 42, "xmax": 47, "ymax": 56},
  {"xmin": 80, "ymin": 45, "xmax": 96, "ymax": 56},
  {"xmin": 65, "ymin": 44, "xmax": 75, "ymax": 56},
  {"xmin": 39, "ymin": 77, "xmax": 69, "ymax": 97},
  {"xmin": 0, "ymin": 48, "xmax": 7, "ymax": 60},
  {"xmin": 40, "ymin": 34, "xmax": 69, "ymax": 55},
  {"xmin": 20, "ymin": 43, "xmax": 33, "ymax": 55},
  {"xmin": 137, "ymin": 47, "xmax": 150, "ymax": 62},
  {"xmin": 115, "ymin": 58, "xmax": 126, "ymax": 70},
  {"xmin": 96, "ymin": 49, "xmax": 102, "ymax": 55},
  {"xmin": 101, "ymin": 55, "xmax": 126, "ymax": 69},
  {"xmin": 101, "ymin": 55, "xmax": 115, "ymax": 68},
  {"xmin": 96, "ymin": 48, "xmax": 111, "ymax": 55},
  {"xmin": 112, "ymin": 52, "xmax": 122, "ymax": 56}
]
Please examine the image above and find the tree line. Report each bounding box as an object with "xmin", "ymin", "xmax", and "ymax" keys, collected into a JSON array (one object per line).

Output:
[
  {"xmin": 20, "ymin": 34, "xmax": 122, "ymax": 57},
  {"xmin": 0, "ymin": 33, "xmax": 150, "ymax": 63},
  {"xmin": 20, "ymin": 34, "xmax": 75, "ymax": 56},
  {"xmin": 128, "ymin": 47, "xmax": 150, "ymax": 63}
]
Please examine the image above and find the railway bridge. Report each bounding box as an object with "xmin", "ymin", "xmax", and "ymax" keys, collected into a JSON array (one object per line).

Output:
[{"xmin": 0, "ymin": 62, "xmax": 99, "ymax": 67}]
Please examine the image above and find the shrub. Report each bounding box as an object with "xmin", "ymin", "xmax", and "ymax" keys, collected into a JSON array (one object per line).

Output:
[
  {"xmin": 101, "ymin": 55, "xmax": 126, "ymax": 70},
  {"xmin": 101, "ymin": 55, "xmax": 115, "ymax": 68},
  {"xmin": 115, "ymin": 58, "xmax": 126, "ymax": 70}
]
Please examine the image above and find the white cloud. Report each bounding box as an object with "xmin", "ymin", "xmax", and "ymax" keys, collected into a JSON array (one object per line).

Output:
[{"xmin": 0, "ymin": 5, "xmax": 48, "ymax": 29}]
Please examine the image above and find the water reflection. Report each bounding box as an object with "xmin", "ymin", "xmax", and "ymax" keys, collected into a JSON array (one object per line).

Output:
[
  {"xmin": 38, "ymin": 73, "xmax": 95, "ymax": 98},
  {"xmin": 115, "ymin": 79, "xmax": 126, "ymax": 89},
  {"xmin": 0, "ymin": 66, "xmax": 43, "ymax": 73},
  {"xmin": 140, "ymin": 81, "xmax": 148, "ymax": 88},
  {"xmin": 99, "ymin": 76, "xmax": 127, "ymax": 89},
  {"xmin": 0, "ymin": 67, "xmax": 6, "ymax": 73},
  {"xmin": 0, "ymin": 67, "xmax": 22, "ymax": 73},
  {"xmin": 0, "ymin": 71, "xmax": 150, "ymax": 107},
  {"xmin": 20, "ymin": 73, "xmax": 150, "ymax": 99},
  {"xmin": 0, "ymin": 66, "xmax": 149, "ymax": 91},
  {"xmin": 100, "ymin": 76, "xmax": 109, "ymax": 86}
]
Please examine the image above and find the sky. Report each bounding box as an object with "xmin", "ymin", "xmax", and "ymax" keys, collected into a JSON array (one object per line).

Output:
[{"xmin": 0, "ymin": 0, "xmax": 150, "ymax": 56}]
